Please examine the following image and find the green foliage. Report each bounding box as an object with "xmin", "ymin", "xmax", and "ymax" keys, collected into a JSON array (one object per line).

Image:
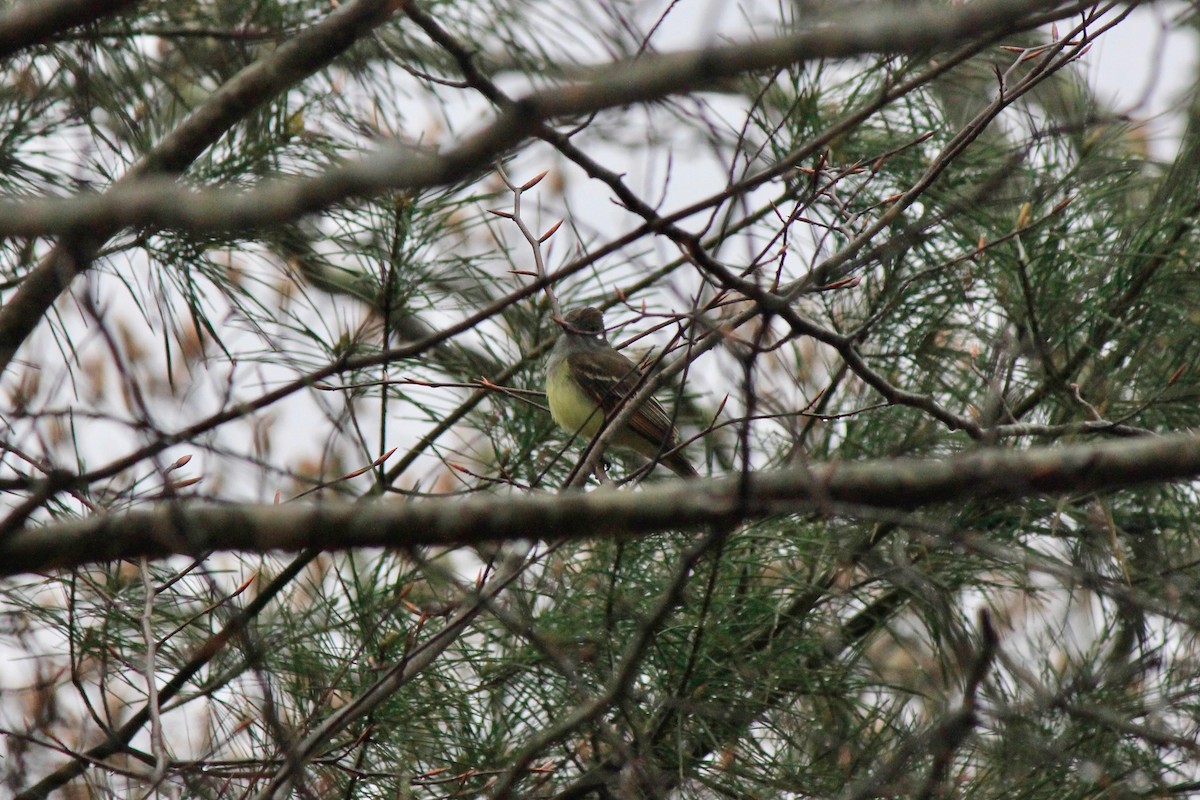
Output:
[{"xmin": 4, "ymin": 1, "xmax": 1200, "ymax": 799}]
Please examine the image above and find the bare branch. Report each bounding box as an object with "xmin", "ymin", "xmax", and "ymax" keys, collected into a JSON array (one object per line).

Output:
[
  {"xmin": 4, "ymin": 433, "xmax": 1198, "ymax": 577},
  {"xmin": 0, "ymin": 0, "xmax": 141, "ymax": 59},
  {"xmin": 0, "ymin": 0, "xmax": 1092, "ymax": 242}
]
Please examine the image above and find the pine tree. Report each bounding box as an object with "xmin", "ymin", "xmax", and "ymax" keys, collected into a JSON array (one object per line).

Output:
[{"xmin": 2, "ymin": 1, "xmax": 1200, "ymax": 798}]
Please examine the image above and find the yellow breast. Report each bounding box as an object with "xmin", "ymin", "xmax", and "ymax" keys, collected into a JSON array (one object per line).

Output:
[{"xmin": 546, "ymin": 358, "xmax": 605, "ymax": 439}]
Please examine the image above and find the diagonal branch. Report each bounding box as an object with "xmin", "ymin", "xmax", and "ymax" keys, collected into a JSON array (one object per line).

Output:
[
  {"xmin": 0, "ymin": 0, "xmax": 396, "ymax": 373},
  {"xmin": 0, "ymin": 0, "xmax": 141, "ymax": 59},
  {"xmin": 0, "ymin": 0, "xmax": 1090, "ymax": 243},
  {"xmin": 14, "ymin": 552, "xmax": 318, "ymax": 800}
]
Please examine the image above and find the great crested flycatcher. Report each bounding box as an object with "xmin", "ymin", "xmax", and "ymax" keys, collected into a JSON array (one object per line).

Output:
[{"xmin": 545, "ymin": 307, "xmax": 698, "ymax": 478}]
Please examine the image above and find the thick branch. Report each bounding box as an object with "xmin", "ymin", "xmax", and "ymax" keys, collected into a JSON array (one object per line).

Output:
[
  {"xmin": 4, "ymin": 433, "xmax": 1197, "ymax": 577},
  {"xmin": 0, "ymin": 0, "xmax": 140, "ymax": 59},
  {"xmin": 0, "ymin": 0, "xmax": 1082, "ymax": 238}
]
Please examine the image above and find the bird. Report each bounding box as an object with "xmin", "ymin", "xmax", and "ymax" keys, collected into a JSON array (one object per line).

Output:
[{"xmin": 545, "ymin": 306, "xmax": 698, "ymax": 478}]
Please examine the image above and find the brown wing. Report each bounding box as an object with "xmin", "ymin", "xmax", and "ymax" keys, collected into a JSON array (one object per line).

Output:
[{"xmin": 565, "ymin": 347, "xmax": 681, "ymax": 448}]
